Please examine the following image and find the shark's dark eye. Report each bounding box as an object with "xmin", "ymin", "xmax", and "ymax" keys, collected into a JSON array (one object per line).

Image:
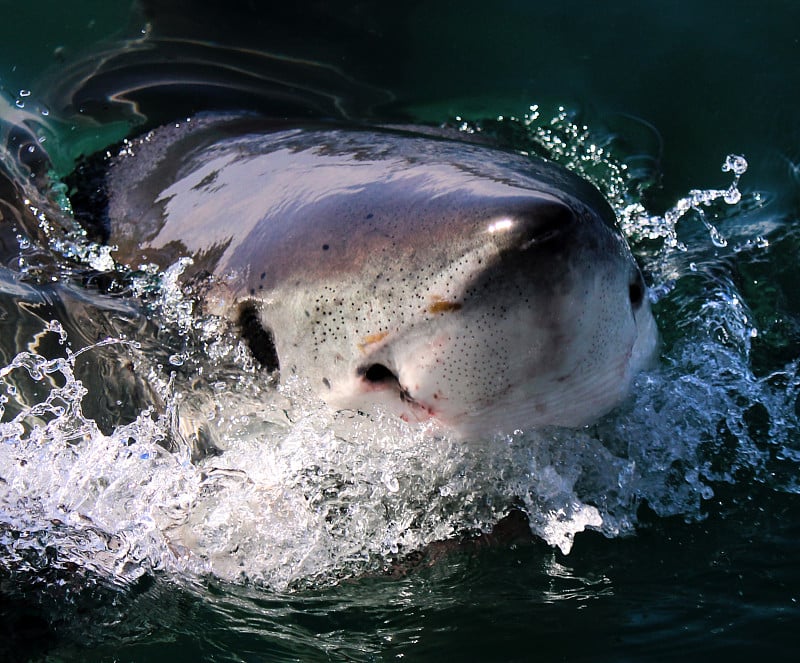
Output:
[
  {"xmin": 629, "ymin": 272, "xmax": 646, "ymax": 310},
  {"xmin": 238, "ymin": 303, "xmax": 279, "ymax": 372}
]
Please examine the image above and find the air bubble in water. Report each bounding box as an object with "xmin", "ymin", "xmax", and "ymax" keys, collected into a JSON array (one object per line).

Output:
[
  {"xmin": 168, "ymin": 354, "xmax": 185, "ymax": 367},
  {"xmin": 382, "ymin": 471, "xmax": 400, "ymax": 493}
]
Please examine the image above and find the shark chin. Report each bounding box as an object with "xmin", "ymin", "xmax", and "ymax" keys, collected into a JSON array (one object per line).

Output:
[{"xmin": 69, "ymin": 113, "xmax": 658, "ymax": 440}]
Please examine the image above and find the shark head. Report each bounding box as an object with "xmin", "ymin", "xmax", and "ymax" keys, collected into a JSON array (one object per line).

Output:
[
  {"xmin": 88, "ymin": 117, "xmax": 657, "ymax": 438},
  {"xmin": 314, "ymin": 190, "xmax": 657, "ymax": 437}
]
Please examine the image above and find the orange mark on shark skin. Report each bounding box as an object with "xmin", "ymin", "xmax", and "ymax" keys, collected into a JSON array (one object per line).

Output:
[
  {"xmin": 427, "ymin": 296, "xmax": 462, "ymax": 315},
  {"xmin": 358, "ymin": 331, "xmax": 389, "ymax": 353}
]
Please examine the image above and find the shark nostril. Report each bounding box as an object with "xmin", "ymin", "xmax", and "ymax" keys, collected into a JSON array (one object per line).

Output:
[
  {"xmin": 359, "ymin": 363, "xmax": 399, "ymax": 384},
  {"xmin": 358, "ymin": 362, "xmax": 418, "ymax": 405}
]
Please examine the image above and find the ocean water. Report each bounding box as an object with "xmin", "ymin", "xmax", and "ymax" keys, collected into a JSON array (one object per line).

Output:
[{"xmin": 1, "ymin": 1, "xmax": 799, "ymax": 661}]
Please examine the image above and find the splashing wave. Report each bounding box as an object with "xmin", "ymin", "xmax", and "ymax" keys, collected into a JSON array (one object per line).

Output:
[{"xmin": 1, "ymin": 105, "xmax": 796, "ymax": 591}]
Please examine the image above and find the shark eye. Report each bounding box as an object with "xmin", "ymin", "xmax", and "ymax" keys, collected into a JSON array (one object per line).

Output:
[
  {"xmin": 629, "ymin": 271, "xmax": 646, "ymax": 310},
  {"xmin": 238, "ymin": 303, "xmax": 280, "ymax": 372}
]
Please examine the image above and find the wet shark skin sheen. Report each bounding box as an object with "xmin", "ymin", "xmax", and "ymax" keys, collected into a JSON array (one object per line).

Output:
[{"xmin": 90, "ymin": 115, "xmax": 657, "ymax": 437}]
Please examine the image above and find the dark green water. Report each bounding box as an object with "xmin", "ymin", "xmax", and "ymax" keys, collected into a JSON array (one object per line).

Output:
[{"xmin": 1, "ymin": 1, "xmax": 799, "ymax": 661}]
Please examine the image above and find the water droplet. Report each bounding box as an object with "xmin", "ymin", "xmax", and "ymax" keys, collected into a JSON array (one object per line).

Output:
[
  {"xmin": 722, "ymin": 154, "xmax": 748, "ymax": 175},
  {"xmin": 723, "ymin": 188, "xmax": 741, "ymax": 205},
  {"xmin": 382, "ymin": 471, "xmax": 400, "ymax": 492},
  {"xmin": 46, "ymin": 320, "xmax": 68, "ymax": 344},
  {"xmin": 168, "ymin": 354, "xmax": 185, "ymax": 366},
  {"xmin": 709, "ymin": 226, "xmax": 728, "ymax": 248}
]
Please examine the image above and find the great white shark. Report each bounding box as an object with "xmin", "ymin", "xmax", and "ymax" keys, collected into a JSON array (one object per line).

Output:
[{"xmin": 70, "ymin": 114, "xmax": 657, "ymax": 438}]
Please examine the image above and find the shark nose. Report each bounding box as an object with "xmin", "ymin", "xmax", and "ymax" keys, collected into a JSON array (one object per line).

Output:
[{"xmin": 487, "ymin": 197, "xmax": 576, "ymax": 252}]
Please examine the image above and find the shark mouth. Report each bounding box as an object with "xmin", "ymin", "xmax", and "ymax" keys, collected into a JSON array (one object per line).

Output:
[{"xmin": 357, "ymin": 362, "xmax": 438, "ymax": 424}]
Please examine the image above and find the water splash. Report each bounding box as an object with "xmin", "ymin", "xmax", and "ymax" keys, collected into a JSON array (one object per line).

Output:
[
  {"xmin": 620, "ymin": 153, "xmax": 749, "ymax": 251},
  {"xmin": 452, "ymin": 106, "xmax": 762, "ymax": 264},
  {"xmin": 1, "ymin": 102, "xmax": 795, "ymax": 591},
  {"xmin": 2, "ymin": 263, "xmax": 798, "ymax": 586}
]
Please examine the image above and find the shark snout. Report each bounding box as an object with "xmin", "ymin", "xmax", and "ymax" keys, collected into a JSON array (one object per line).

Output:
[{"xmin": 486, "ymin": 196, "xmax": 577, "ymax": 254}]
